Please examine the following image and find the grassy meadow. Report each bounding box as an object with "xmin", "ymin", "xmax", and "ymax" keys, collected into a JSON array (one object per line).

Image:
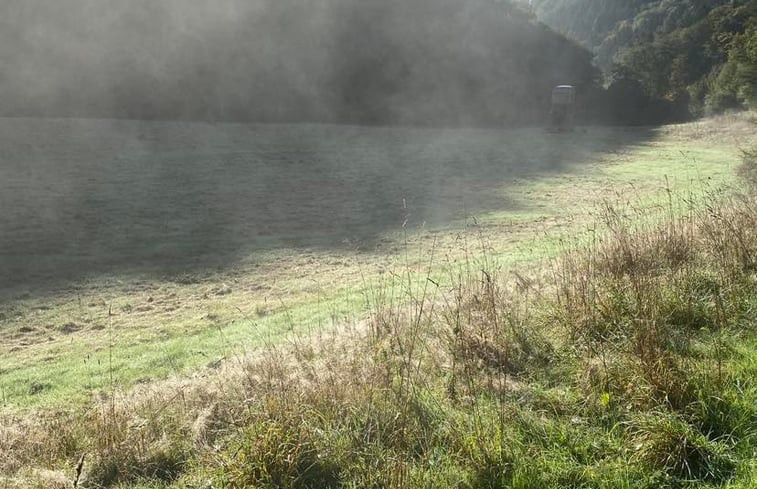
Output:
[{"xmin": 1, "ymin": 113, "xmax": 755, "ymax": 488}]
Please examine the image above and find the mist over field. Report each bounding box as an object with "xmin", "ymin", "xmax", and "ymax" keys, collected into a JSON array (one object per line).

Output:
[
  {"xmin": 0, "ymin": 0, "xmax": 611, "ymax": 289},
  {"xmin": 2, "ymin": 0, "xmax": 747, "ymax": 288},
  {"xmin": 1, "ymin": 2, "xmax": 756, "ymax": 488},
  {"xmin": 0, "ymin": 0, "xmax": 598, "ymax": 125}
]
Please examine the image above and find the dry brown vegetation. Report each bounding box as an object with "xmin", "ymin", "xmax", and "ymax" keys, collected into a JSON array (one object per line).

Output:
[{"xmin": 2, "ymin": 146, "xmax": 756, "ymax": 488}]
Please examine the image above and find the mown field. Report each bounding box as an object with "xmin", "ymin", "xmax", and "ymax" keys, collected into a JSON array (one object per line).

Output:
[{"xmin": 1, "ymin": 114, "xmax": 755, "ymax": 488}]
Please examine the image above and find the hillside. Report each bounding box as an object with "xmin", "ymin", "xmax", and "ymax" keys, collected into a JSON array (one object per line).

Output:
[
  {"xmin": 1, "ymin": 114, "xmax": 755, "ymax": 488},
  {"xmin": 529, "ymin": 0, "xmax": 652, "ymax": 48},
  {"xmin": 0, "ymin": 0, "xmax": 598, "ymax": 126},
  {"xmin": 530, "ymin": 0, "xmax": 757, "ymax": 115}
]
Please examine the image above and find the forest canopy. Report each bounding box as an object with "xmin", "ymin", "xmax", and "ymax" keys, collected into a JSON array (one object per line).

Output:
[{"xmin": 530, "ymin": 0, "xmax": 757, "ymax": 115}]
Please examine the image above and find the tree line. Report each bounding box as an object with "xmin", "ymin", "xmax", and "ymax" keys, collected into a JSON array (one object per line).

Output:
[{"xmin": 532, "ymin": 0, "xmax": 757, "ymax": 118}]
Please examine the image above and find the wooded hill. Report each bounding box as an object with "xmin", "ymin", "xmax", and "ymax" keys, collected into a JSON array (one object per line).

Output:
[
  {"xmin": 531, "ymin": 0, "xmax": 757, "ymax": 115},
  {"xmin": 0, "ymin": 0, "xmax": 598, "ymax": 126}
]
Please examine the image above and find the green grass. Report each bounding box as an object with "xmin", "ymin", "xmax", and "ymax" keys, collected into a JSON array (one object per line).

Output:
[
  {"xmin": 2, "ymin": 116, "xmax": 756, "ymax": 488},
  {"xmin": 1, "ymin": 120, "xmax": 751, "ymax": 409},
  {"xmin": 174, "ymin": 167, "xmax": 754, "ymax": 489}
]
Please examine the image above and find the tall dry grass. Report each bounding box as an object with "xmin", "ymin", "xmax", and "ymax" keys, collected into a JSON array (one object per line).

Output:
[{"xmin": 2, "ymin": 149, "xmax": 756, "ymax": 488}]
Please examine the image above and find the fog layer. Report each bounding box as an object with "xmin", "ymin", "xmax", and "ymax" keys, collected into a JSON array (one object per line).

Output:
[{"xmin": 0, "ymin": 0, "xmax": 598, "ymax": 125}]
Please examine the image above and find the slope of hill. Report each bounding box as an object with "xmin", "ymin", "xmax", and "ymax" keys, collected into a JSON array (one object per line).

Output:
[
  {"xmin": 531, "ymin": 0, "xmax": 757, "ymax": 115},
  {"xmin": 1, "ymin": 114, "xmax": 755, "ymax": 488},
  {"xmin": 0, "ymin": 0, "xmax": 598, "ymax": 126},
  {"xmin": 530, "ymin": 0, "xmax": 653, "ymax": 48}
]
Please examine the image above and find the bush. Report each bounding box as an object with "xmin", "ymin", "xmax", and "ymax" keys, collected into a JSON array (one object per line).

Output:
[{"xmin": 629, "ymin": 412, "xmax": 736, "ymax": 482}]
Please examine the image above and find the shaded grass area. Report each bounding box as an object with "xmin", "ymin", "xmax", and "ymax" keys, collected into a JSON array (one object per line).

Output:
[
  {"xmin": 0, "ymin": 118, "xmax": 656, "ymax": 290},
  {"xmin": 2, "ymin": 117, "xmax": 753, "ymax": 408},
  {"xmin": 2, "ymin": 143, "xmax": 756, "ymax": 488}
]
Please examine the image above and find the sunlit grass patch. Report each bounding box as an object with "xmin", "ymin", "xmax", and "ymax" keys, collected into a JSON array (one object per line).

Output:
[{"xmin": 1, "ymin": 116, "xmax": 756, "ymax": 488}]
